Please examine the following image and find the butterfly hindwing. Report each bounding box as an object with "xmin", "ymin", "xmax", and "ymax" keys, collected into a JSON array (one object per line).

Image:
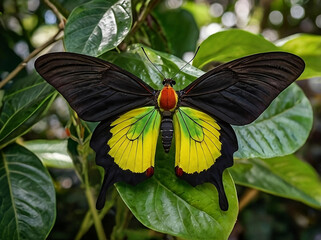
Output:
[
  {"xmin": 180, "ymin": 52, "xmax": 305, "ymax": 125},
  {"xmin": 173, "ymin": 107, "xmax": 237, "ymax": 210},
  {"xmin": 90, "ymin": 106, "xmax": 161, "ymax": 209},
  {"xmin": 35, "ymin": 52, "xmax": 155, "ymax": 122}
]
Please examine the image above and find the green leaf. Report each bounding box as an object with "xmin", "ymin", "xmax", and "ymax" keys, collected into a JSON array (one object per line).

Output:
[
  {"xmin": 278, "ymin": 34, "xmax": 321, "ymax": 80},
  {"xmin": 0, "ymin": 72, "xmax": 56, "ymax": 148},
  {"xmin": 230, "ymin": 155, "xmax": 321, "ymax": 208},
  {"xmin": 64, "ymin": 0, "xmax": 132, "ymax": 56},
  {"xmin": 117, "ymin": 143, "xmax": 238, "ymax": 240},
  {"xmin": 153, "ymin": 8, "xmax": 199, "ymax": 58},
  {"xmin": 24, "ymin": 140, "xmax": 74, "ymax": 169},
  {"xmin": 103, "ymin": 47, "xmax": 238, "ymax": 239},
  {"xmin": 193, "ymin": 29, "xmax": 279, "ymax": 69},
  {"xmin": 0, "ymin": 144, "xmax": 56, "ymax": 239},
  {"xmin": 233, "ymin": 83, "xmax": 313, "ymax": 159},
  {"xmin": 102, "ymin": 44, "xmax": 203, "ymax": 90}
]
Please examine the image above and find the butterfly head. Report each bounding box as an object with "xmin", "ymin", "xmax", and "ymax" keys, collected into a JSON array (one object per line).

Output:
[{"xmin": 162, "ymin": 78, "xmax": 176, "ymax": 87}]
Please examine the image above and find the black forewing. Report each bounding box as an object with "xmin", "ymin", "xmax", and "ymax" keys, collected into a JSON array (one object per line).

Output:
[
  {"xmin": 35, "ymin": 52, "xmax": 156, "ymax": 122},
  {"xmin": 179, "ymin": 52, "xmax": 305, "ymax": 125}
]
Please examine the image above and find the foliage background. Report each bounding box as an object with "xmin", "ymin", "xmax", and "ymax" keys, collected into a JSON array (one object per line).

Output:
[{"xmin": 1, "ymin": 0, "xmax": 321, "ymax": 239}]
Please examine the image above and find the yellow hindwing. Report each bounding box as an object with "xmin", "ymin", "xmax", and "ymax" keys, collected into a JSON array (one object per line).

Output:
[
  {"xmin": 108, "ymin": 107, "xmax": 161, "ymax": 173},
  {"xmin": 173, "ymin": 107, "xmax": 222, "ymax": 174}
]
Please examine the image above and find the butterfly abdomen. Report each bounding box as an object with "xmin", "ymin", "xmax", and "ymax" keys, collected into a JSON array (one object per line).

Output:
[{"xmin": 161, "ymin": 114, "xmax": 174, "ymax": 153}]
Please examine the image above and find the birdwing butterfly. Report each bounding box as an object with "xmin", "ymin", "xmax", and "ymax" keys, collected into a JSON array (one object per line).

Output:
[{"xmin": 35, "ymin": 50, "xmax": 304, "ymax": 211}]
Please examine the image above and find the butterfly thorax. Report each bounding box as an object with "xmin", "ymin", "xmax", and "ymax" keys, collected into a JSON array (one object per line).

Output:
[
  {"xmin": 157, "ymin": 83, "xmax": 178, "ymax": 112},
  {"xmin": 157, "ymin": 83, "xmax": 178, "ymax": 153}
]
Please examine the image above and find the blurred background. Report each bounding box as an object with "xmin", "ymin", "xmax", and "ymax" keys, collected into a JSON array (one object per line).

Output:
[{"xmin": 1, "ymin": 0, "xmax": 321, "ymax": 239}]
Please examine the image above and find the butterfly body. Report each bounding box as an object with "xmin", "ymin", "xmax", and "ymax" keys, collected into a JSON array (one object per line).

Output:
[
  {"xmin": 35, "ymin": 51, "xmax": 305, "ymax": 211},
  {"xmin": 157, "ymin": 81, "xmax": 178, "ymax": 152}
]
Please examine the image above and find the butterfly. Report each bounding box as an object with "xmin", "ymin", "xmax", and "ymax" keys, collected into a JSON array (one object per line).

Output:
[{"xmin": 35, "ymin": 50, "xmax": 304, "ymax": 211}]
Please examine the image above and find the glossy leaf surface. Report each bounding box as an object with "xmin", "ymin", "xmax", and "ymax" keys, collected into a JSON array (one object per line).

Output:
[
  {"xmin": 153, "ymin": 8, "xmax": 199, "ymax": 58},
  {"xmin": 233, "ymin": 83, "xmax": 313, "ymax": 159},
  {"xmin": 24, "ymin": 140, "xmax": 74, "ymax": 169},
  {"xmin": 0, "ymin": 73, "xmax": 56, "ymax": 148},
  {"xmin": 0, "ymin": 144, "xmax": 56, "ymax": 240},
  {"xmin": 193, "ymin": 29, "xmax": 278, "ymax": 69},
  {"xmin": 64, "ymin": 0, "xmax": 131, "ymax": 56},
  {"xmin": 193, "ymin": 30, "xmax": 321, "ymax": 81},
  {"xmin": 117, "ymin": 143, "xmax": 238, "ymax": 240},
  {"xmin": 102, "ymin": 45, "xmax": 202, "ymax": 90},
  {"xmin": 230, "ymin": 155, "xmax": 321, "ymax": 208}
]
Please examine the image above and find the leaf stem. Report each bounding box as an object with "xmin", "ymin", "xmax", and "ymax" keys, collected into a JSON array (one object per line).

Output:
[
  {"xmin": 44, "ymin": 0, "xmax": 66, "ymax": 24},
  {"xmin": 75, "ymin": 191, "xmax": 115, "ymax": 240},
  {"xmin": 84, "ymin": 166, "xmax": 107, "ymax": 240},
  {"xmin": 111, "ymin": 196, "xmax": 132, "ymax": 240}
]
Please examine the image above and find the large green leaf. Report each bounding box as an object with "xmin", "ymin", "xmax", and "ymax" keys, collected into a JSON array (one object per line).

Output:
[
  {"xmin": 102, "ymin": 47, "xmax": 238, "ymax": 239},
  {"xmin": 102, "ymin": 44, "xmax": 203, "ymax": 90},
  {"xmin": 0, "ymin": 144, "xmax": 56, "ymax": 239},
  {"xmin": 230, "ymin": 155, "xmax": 321, "ymax": 208},
  {"xmin": 278, "ymin": 34, "xmax": 321, "ymax": 80},
  {"xmin": 0, "ymin": 72, "xmax": 56, "ymax": 148},
  {"xmin": 24, "ymin": 140, "xmax": 74, "ymax": 169},
  {"xmin": 233, "ymin": 83, "xmax": 313, "ymax": 159},
  {"xmin": 153, "ymin": 8, "xmax": 199, "ymax": 58},
  {"xmin": 193, "ymin": 29, "xmax": 279, "ymax": 69},
  {"xmin": 193, "ymin": 30, "xmax": 321, "ymax": 80},
  {"xmin": 64, "ymin": 0, "xmax": 132, "ymax": 56},
  {"xmin": 117, "ymin": 143, "xmax": 238, "ymax": 240}
]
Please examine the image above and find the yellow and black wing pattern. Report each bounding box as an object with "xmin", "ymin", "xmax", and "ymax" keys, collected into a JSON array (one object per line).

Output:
[
  {"xmin": 35, "ymin": 52, "xmax": 159, "ymax": 210},
  {"xmin": 91, "ymin": 107, "xmax": 161, "ymax": 209},
  {"xmin": 173, "ymin": 107, "xmax": 237, "ymax": 210},
  {"xmin": 35, "ymin": 51, "xmax": 305, "ymax": 211},
  {"xmin": 175, "ymin": 52, "xmax": 305, "ymax": 210}
]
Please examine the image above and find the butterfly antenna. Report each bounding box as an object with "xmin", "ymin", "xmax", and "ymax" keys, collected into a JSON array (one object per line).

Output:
[
  {"xmin": 141, "ymin": 47, "xmax": 166, "ymax": 79},
  {"xmin": 170, "ymin": 46, "xmax": 200, "ymax": 80}
]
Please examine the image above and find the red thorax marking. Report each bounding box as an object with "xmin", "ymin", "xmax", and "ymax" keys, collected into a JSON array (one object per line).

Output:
[{"xmin": 158, "ymin": 85, "xmax": 178, "ymax": 111}]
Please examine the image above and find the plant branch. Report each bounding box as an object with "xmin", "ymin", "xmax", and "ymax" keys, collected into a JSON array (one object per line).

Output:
[
  {"xmin": 239, "ymin": 188, "xmax": 259, "ymax": 211},
  {"xmin": 75, "ymin": 198, "xmax": 114, "ymax": 240},
  {"xmin": 44, "ymin": 0, "xmax": 66, "ymax": 25},
  {"xmin": 84, "ymin": 169, "xmax": 107, "ymax": 240},
  {"xmin": 128, "ymin": 0, "xmax": 160, "ymax": 39},
  {"xmin": 0, "ymin": 0, "xmax": 67, "ymax": 89},
  {"xmin": 76, "ymin": 187, "xmax": 116, "ymax": 240},
  {"xmin": 0, "ymin": 28, "xmax": 63, "ymax": 89}
]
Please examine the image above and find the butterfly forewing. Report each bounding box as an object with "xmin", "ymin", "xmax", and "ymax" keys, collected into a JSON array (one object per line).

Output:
[
  {"xmin": 35, "ymin": 52, "xmax": 160, "ymax": 209},
  {"xmin": 35, "ymin": 52, "xmax": 156, "ymax": 122},
  {"xmin": 180, "ymin": 52, "xmax": 305, "ymax": 125}
]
